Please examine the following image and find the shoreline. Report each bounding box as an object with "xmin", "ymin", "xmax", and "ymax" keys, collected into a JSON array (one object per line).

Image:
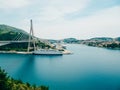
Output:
[
  {"xmin": 0, "ymin": 51, "xmax": 32, "ymax": 54},
  {"xmin": 0, "ymin": 50, "xmax": 72, "ymax": 55}
]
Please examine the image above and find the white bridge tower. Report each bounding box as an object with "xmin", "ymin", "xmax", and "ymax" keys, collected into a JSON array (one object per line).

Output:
[{"xmin": 27, "ymin": 20, "xmax": 36, "ymax": 52}]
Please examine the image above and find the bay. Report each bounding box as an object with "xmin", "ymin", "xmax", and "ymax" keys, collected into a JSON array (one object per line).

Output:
[{"xmin": 0, "ymin": 44, "xmax": 120, "ymax": 90}]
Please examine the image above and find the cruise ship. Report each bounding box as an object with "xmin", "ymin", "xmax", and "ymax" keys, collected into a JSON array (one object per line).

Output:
[{"xmin": 33, "ymin": 49, "xmax": 63, "ymax": 55}]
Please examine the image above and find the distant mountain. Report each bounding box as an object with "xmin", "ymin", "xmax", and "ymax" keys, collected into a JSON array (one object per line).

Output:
[
  {"xmin": 115, "ymin": 37, "xmax": 120, "ymax": 41},
  {"xmin": 62, "ymin": 37, "xmax": 120, "ymax": 43},
  {"xmin": 60, "ymin": 37, "xmax": 120, "ymax": 50},
  {"xmin": 46, "ymin": 36, "xmax": 120, "ymax": 50},
  {"xmin": 89, "ymin": 37, "xmax": 113, "ymax": 41},
  {"xmin": 63, "ymin": 38, "xmax": 83, "ymax": 44},
  {"xmin": 0, "ymin": 24, "xmax": 29, "ymax": 41},
  {"xmin": 63, "ymin": 38, "xmax": 78, "ymax": 43}
]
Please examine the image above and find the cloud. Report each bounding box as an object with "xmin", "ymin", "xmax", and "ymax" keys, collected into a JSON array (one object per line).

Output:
[
  {"xmin": 76, "ymin": 6, "xmax": 120, "ymax": 37},
  {"xmin": 33, "ymin": 6, "xmax": 120, "ymax": 39},
  {"xmin": 48, "ymin": 0, "xmax": 90, "ymax": 14},
  {"xmin": 2, "ymin": 0, "xmax": 119, "ymax": 39},
  {"xmin": 0, "ymin": 0, "xmax": 30, "ymax": 9},
  {"xmin": 35, "ymin": 0, "xmax": 90, "ymax": 21}
]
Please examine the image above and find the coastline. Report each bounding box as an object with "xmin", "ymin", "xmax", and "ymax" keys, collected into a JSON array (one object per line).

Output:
[
  {"xmin": 0, "ymin": 51, "xmax": 32, "ymax": 54},
  {"xmin": 0, "ymin": 50, "xmax": 72, "ymax": 55}
]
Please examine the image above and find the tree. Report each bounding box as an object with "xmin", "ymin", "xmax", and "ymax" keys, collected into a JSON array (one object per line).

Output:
[{"xmin": 0, "ymin": 67, "xmax": 11, "ymax": 90}]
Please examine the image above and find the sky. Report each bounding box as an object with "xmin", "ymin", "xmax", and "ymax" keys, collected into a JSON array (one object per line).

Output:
[{"xmin": 0, "ymin": 0, "xmax": 120, "ymax": 39}]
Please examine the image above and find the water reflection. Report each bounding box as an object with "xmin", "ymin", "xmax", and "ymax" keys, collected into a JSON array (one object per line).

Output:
[
  {"xmin": 14, "ymin": 55, "xmax": 35, "ymax": 79},
  {"xmin": 12, "ymin": 54, "xmax": 63, "ymax": 85},
  {"xmin": 34, "ymin": 55, "xmax": 63, "ymax": 60}
]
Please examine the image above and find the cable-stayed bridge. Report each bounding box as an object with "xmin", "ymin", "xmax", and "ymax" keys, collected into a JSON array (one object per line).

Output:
[
  {"xmin": 0, "ymin": 31, "xmax": 29, "ymax": 46},
  {"xmin": 0, "ymin": 20, "xmax": 51, "ymax": 48}
]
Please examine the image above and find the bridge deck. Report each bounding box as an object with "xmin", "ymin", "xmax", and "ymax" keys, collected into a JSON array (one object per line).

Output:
[{"xmin": 0, "ymin": 41, "xmax": 31, "ymax": 43}]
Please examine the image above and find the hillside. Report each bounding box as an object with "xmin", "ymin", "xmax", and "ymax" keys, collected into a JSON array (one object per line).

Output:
[
  {"xmin": 0, "ymin": 24, "xmax": 50, "ymax": 51},
  {"xmin": 0, "ymin": 25, "xmax": 29, "ymax": 41},
  {"xmin": 89, "ymin": 37, "xmax": 113, "ymax": 41},
  {"xmin": 49, "ymin": 37, "xmax": 120, "ymax": 50},
  {"xmin": 115, "ymin": 37, "xmax": 120, "ymax": 41},
  {"xmin": 62, "ymin": 37, "xmax": 120, "ymax": 50}
]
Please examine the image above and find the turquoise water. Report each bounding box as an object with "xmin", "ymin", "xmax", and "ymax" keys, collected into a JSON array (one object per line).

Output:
[{"xmin": 0, "ymin": 44, "xmax": 120, "ymax": 90}]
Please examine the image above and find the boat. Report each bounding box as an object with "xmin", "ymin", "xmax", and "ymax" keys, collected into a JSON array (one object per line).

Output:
[{"xmin": 33, "ymin": 49, "xmax": 63, "ymax": 55}]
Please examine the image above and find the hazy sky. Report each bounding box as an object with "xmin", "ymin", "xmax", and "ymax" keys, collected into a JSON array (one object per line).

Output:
[{"xmin": 0, "ymin": 0, "xmax": 120, "ymax": 39}]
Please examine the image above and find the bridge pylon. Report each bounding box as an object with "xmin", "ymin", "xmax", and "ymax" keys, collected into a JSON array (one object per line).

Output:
[{"xmin": 27, "ymin": 19, "xmax": 36, "ymax": 52}]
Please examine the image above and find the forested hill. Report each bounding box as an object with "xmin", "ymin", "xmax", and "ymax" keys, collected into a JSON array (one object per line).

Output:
[
  {"xmin": 0, "ymin": 24, "xmax": 29, "ymax": 41},
  {"xmin": 61, "ymin": 37, "xmax": 120, "ymax": 49},
  {"xmin": 0, "ymin": 24, "xmax": 50, "ymax": 51}
]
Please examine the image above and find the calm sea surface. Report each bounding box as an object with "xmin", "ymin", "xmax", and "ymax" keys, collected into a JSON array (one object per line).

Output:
[{"xmin": 0, "ymin": 44, "xmax": 120, "ymax": 90}]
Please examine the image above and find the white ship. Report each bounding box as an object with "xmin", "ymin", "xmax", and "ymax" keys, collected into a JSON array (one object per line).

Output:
[
  {"xmin": 27, "ymin": 20, "xmax": 63, "ymax": 55},
  {"xmin": 33, "ymin": 49, "xmax": 63, "ymax": 55}
]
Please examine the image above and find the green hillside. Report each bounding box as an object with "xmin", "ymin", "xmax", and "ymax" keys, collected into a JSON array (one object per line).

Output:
[
  {"xmin": 0, "ymin": 24, "xmax": 29, "ymax": 41},
  {"xmin": 0, "ymin": 24, "xmax": 50, "ymax": 51}
]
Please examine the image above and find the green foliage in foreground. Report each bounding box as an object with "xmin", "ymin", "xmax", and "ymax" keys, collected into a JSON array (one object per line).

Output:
[{"xmin": 0, "ymin": 67, "xmax": 49, "ymax": 90}]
